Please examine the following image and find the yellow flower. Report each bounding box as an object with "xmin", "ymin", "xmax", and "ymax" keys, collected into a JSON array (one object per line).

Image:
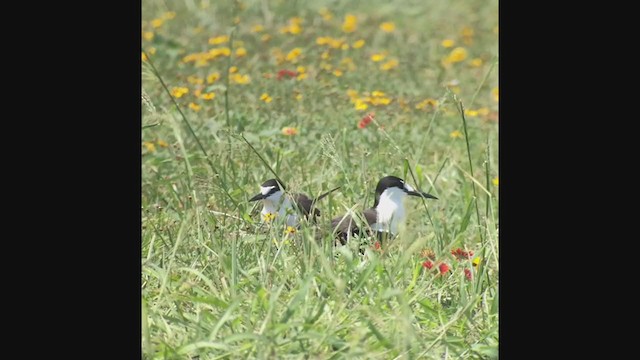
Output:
[
  {"xmin": 353, "ymin": 39, "xmax": 365, "ymax": 49},
  {"xmin": 261, "ymin": 34, "xmax": 271, "ymax": 42},
  {"xmin": 492, "ymin": 177, "xmax": 499, "ymax": 186},
  {"xmin": 171, "ymin": 87, "xmax": 189, "ymax": 98},
  {"xmin": 341, "ymin": 43, "xmax": 350, "ymax": 50},
  {"xmin": 188, "ymin": 102, "xmax": 201, "ymax": 112},
  {"xmin": 285, "ymin": 226, "xmax": 297, "ymax": 235},
  {"xmin": 371, "ymin": 53, "xmax": 386, "ymax": 62},
  {"xmin": 151, "ymin": 18, "xmax": 163, "ymax": 28},
  {"xmin": 461, "ymin": 26, "xmax": 474, "ymax": 44},
  {"xmin": 207, "ymin": 72, "xmax": 220, "ymax": 84},
  {"xmin": 235, "ymin": 48, "xmax": 247, "ymax": 57},
  {"xmin": 209, "ymin": 35, "xmax": 229, "ymax": 45},
  {"xmin": 441, "ymin": 39, "xmax": 455, "ymax": 48},
  {"xmin": 162, "ymin": 11, "xmax": 176, "ymax": 20},
  {"xmin": 229, "ymin": 66, "xmax": 238, "ymax": 73},
  {"xmin": 333, "ymin": 69, "xmax": 343, "ymax": 77},
  {"xmin": 142, "ymin": 52, "xmax": 148, "ymax": 62},
  {"xmin": 319, "ymin": 8, "xmax": 333, "ymax": 21},
  {"xmin": 231, "ymin": 74, "xmax": 251, "ymax": 84},
  {"xmin": 470, "ymin": 58, "xmax": 483, "ymax": 67},
  {"xmin": 447, "ymin": 47, "xmax": 468, "ymax": 63},
  {"xmin": 316, "ymin": 36, "xmax": 330, "ymax": 45},
  {"xmin": 297, "ymin": 66, "xmax": 306, "ymax": 73},
  {"xmin": 472, "ymin": 257, "xmax": 481, "ymax": 267},
  {"xmin": 320, "ymin": 62, "xmax": 332, "ymax": 71},
  {"xmin": 143, "ymin": 32, "xmax": 154, "ymax": 41},
  {"xmin": 465, "ymin": 109, "xmax": 479, "ymax": 117},
  {"xmin": 143, "ymin": 141, "xmax": 156, "ymax": 152},
  {"xmin": 321, "ymin": 51, "xmax": 330, "ymax": 60},
  {"xmin": 380, "ymin": 59, "xmax": 399, "ymax": 71},
  {"xmin": 251, "ymin": 24, "xmax": 264, "ymax": 33},
  {"xmin": 347, "ymin": 89, "xmax": 358, "ymax": 101},
  {"xmin": 194, "ymin": 89, "xmax": 202, "ymax": 98},
  {"xmin": 328, "ymin": 38, "xmax": 345, "ymax": 49},
  {"xmin": 157, "ymin": 139, "xmax": 169, "ymax": 148},
  {"xmin": 209, "ymin": 47, "xmax": 231, "ymax": 57},
  {"xmin": 477, "ymin": 107, "xmax": 490, "ymax": 116},
  {"xmin": 415, "ymin": 98, "xmax": 438, "ymax": 110},
  {"xmin": 380, "ymin": 22, "xmax": 395, "ymax": 32},
  {"xmin": 295, "ymin": 93, "xmax": 303, "ymax": 101},
  {"xmin": 260, "ymin": 93, "xmax": 272, "ymax": 103},
  {"xmin": 296, "ymin": 73, "xmax": 308, "ymax": 80},
  {"xmin": 371, "ymin": 90, "xmax": 386, "ymax": 97},
  {"xmin": 370, "ymin": 97, "xmax": 391, "ymax": 106},
  {"xmin": 281, "ymin": 17, "xmax": 303, "ymax": 35},
  {"xmin": 282, "ymin": 127, "xmax": 298, "ymax": 136},
  {"xmin": 354, "ymin": 99, "xmax": 368, "ymax": 111},
  {"xmin": 492, "ymin": 87, "xmax": 499, "ymax": 102},
  {"xmin": 342, "ymin": 14, "xmax": 357, "ymax": 33},
  {"xmin": 263, "ymin": 212, "xmax": 276, "ymax": 222},
  {"xmin": 450, "ymin": 130, "xmax": 463, "ymax": 139},
  {"xmin": 187, "ymin": 76, "xmax": 204, "ymax": 85},
  {"xmin": 148, "ymin": 47, "xmax": 156, "ymax": 55},
  {"xmin": 286, "ymin": 48, "xmax": 302, "ymax": 62},
  {"xmin": 201, "ymin": 92, "xmax": 216, "ymax": 100},
  {"xmin": 340, "ymin": 57, "xmax": 356, "ymax": 71}
]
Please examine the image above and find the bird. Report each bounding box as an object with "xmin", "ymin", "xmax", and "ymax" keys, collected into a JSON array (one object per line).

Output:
[
  {"xmin": 330, "ymin": 175, "xmax": 438, "ymax": 245},
  {"xmin": 248, "ymin": 178, "xmax": 341, "ymax": 227}
]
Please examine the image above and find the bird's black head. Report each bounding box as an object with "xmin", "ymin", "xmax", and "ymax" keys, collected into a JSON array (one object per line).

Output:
[
  {"xmin": 373, "ymin": 175, "xmax": 438, "ymax": 206},
  {"xmin": 248, "ymin": 178, "xmax": 286, "ymax": 202}
]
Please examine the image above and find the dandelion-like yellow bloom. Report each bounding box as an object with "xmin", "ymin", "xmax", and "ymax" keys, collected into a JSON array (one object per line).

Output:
[
  {"xmin": 492, "ymin": 87, "xmax": 499, "ymax": 102},
  {"xmin": 157, "ymin": 140, "xmax": 169, "ymax": 148},
  {"xmin": 333, "ymin": 69, "xmax": 343, "ymax": 77},
  {"xmin": 261, "ymin": 34, "xmax": 271, "ymax": 42},
  {"xmin": 342, "ymin": 14, "xmax": 357, "ymax": 33},
  {"xmin": 441, "ymin": 39, "xmax": 455, "ymax": 48},
  {"xmin": 188, "ymin": 102, "xmax": 201, "ymax": 112},
  {"xmin": 347, "ymin": 89, "xmax": 358, "ymax": 100},
  {"xmin": 320, "ymin": 62, "xmax": 332, "ymax": 71},
  {"xmin": 470, "ymin": 58, "xmax": 483, "ymax": 67},
  {"xmin": 472, "ymin": 257, "xmax": 481, "ymax": 267},
  {"xmin": 251, "ymin": 24, "xmax": 264, "ymax": 33},
  {"xmin": 340, "ymin": 57, "xmax": 356, "ymax": 71},
  {"xmin": 171, "ymin": 87, "xmax": 189, "ymax": 98},
  {"xmin": 380, "ymin": 59, "xmax": 399, "ymax": 70},
  {"xmin": 321, "ymin": 51, "xmax": 330, "ymax": 60},
  {"xmin": 380, "ymin": 22, "xmax": 395, "ymax": 32},
  {"xmin": 492, "ymin": 177, "xmax": 499, "ymax": 186},
  {"xmin": 353, "ymin": 39, "xmax": 365, "ymax": 49},
  {"xmin": 209, "ymin": 35, "xmax": 229, "ymax": 45},
  {"xmin": 142, "ymin": 52, "xmax": 148, "ymax": 62},
  {"xmin": 297, "ymin": 66, "xmax": 306, "ymax": 74},
  {"xmin": 207, "ymin": 72, "xmax": 220, "ymax": 84},
  {"xmin": 231, "ymin": 74, "xmax": 251, "ymax": 84},
  {"xmin": 229, "ymin": 66, "xmax": 238, "ymax": 73},
  {"xmin": 151, "ymin": 18, "xmax": 164, "ymax": 28},
  {"xmin": 296, "ymin": 73, "xmax": 308, "ymax": 80},
  {"xmin": 465, "ymin": 109, "xmax": 479, "ymax": 117},
  {"xmin": 371, "ymin": 90, "xmax": 386, "ymax": 97},
  {"xmin": 263, "ymin": 212, "xmax": 276, "ymax": 222},
  {"xmin": 295, "ymin": 93, "xmax": 303, "ymax": 101},
  {"xmin": 148, "ymin": 47, "xmax": 156, "ymax": 55},
  {"xmin": 187, "ymin": 76, "xmax": 204, "ymax": 85},
  {"xmin": 447, "ymin": 47, "xmax": 468, "ymax": 63},
  {"xmin": 285, "ymin": 226, "xmax": 297, "ymax": 235},
  {"xmin": 260, "ymin": 93, "xmax": 272, "ymax": 103},
  {"xmin": 143, "ymin": 141, "xmax": 156, "ymax": 152},
  {"xmin": 235, "ymin": 48, "xmax": 247, "ymax": 57},
  {"xmin": 450, "ymin": 130, "xmax": 463, "ymax": 139},
  {"xmin": 329, "ymin": 38, "xmax": 345, "ymax": 49},
  {"xmin": 143, "ymin": 32, "xmax": 154, "ymax": 41},
  {"xmin": 355, "ymin": 99, "xmax": 368, "ymax": 111},
  {"xmin": 415, "ymin": 99, "xmax": 438, "ymax": 110},
  {"xmin": 477, "ymin": 107, "xmax": 490, "ymax": 116},
  {"xmin": 282, "ymin": 127, "xmax": 298, "ymax": 136},
  {"xmin": 201, "ymin": 92, "xmax": 216, "ymax": 100},
  {"xmin": 286, "ymin": 48, "xmax": 303, "ymax": 62},
  {"xmin": 371, "ymin": 53, "xmax": 386, "ymax": 62},
  {"xmin": 316, "ymin": 36, "xmax": 330, "ymax": 45},
  {"xmin": 370, "ymin": 97, "xmax": 392, "ymax": 106}
]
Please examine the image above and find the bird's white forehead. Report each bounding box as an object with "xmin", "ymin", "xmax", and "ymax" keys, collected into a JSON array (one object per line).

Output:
[
  {"xmin": 260, "ymin": 186, "xmax": 275, "ymax": 195},
  {"xmin": 404, "ymin": 183, "xmax": 416, "ymax": 192}
]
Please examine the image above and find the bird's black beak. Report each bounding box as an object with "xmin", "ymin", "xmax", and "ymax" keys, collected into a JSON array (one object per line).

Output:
[
  {"xmin": 407, "ymin": 190, "xmax": 438, "ymax": 200},
  {"xmin": 249, "ymin": 193, "xmax": 266, "ymax": 202}
]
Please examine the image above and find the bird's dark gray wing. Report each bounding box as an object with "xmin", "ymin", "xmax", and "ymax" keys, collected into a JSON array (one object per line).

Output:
[
  {"xmin": 292, "ymin": 193, "xmax": 319, "ymax": 217},
  {"xmin": 331, "ymin": 208, "xmax": 377, "ymax": 245}
]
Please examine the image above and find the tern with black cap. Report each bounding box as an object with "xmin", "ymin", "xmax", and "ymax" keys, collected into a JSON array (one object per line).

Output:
[
  {"xmin": 249, "ymin": 178, "xmax": 341, "ymax": 227},
  {"xmin": 331, "ymin": 175, "xmax": 437, "ymax": 244}
]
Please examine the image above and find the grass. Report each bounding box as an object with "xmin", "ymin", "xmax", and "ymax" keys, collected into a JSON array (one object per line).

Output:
[{"xmin": 142, "ymin": 0, "xmax": 498, "ymax": 358}]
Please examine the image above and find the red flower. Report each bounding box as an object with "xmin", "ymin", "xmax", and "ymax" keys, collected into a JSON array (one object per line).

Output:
[
  {"xmin": 464, "ymin": 268, "xmax": 472, "ymax": 281},
  {"xmin": 373, "ymin": 241, "xmax": 381, "ymax": 251},
  {"xmin": 358, "ymin": 112, "xmax": 375, "ymax": 129},
  {"xmin": 422, "ymin": 260, "xmax": 433, "ymax": 269},
  {"xmin": 277, "ymin": 69, "xmax": 298, "ymax": 80},
  {"xmin": 451, "ymin": 248, "xmax": 474, "ymax": 260},
  {"xmin": 438, "ymin": 263, "xmax": 450, "ymax": 275}
]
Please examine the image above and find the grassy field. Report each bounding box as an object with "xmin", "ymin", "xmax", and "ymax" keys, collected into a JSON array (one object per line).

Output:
[{"xmin": 142, "ymin": 0, "xmax": 498, "ymax": 358}]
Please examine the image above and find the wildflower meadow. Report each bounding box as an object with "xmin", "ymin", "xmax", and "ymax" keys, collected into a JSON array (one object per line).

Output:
[{"xmin": 142, "ymin": 0, "xmax": 498, "ymax": 358}]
